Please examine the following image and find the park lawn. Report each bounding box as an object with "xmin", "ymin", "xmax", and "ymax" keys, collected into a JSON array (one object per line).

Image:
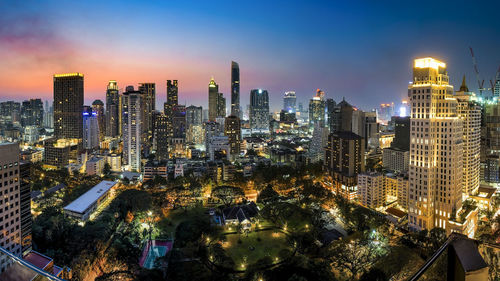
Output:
[
  {"xmin": 157, "ymin": 206, "xmax": 206, "ymax": 237},
  {"xmin": 223, "ymin": 230, "xmax": 291, "ymax": 269}
]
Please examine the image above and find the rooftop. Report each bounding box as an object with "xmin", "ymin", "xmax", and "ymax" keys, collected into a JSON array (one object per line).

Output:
[{"xmin": 63, "ymin": 181, "xmax": 116, "ymax": 214}]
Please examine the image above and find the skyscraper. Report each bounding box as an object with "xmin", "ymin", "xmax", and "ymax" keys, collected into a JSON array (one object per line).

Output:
[
  {"xmin": 91, "ymin": 99, "xmax": 105, "ymax": 141},
  {"xmin": 455, "ymin": 76, "xmax": 481, "ymax": 195},
  {"xmin": 105, "ymin": 80, "xmax": 120, "ymax": 137},
  {"xmin": 138, "ymin": 82, "xmax": 156, "ymax": 141},
  {"xmin": 53, "ymin": 73, "xmax": 84, "ymax": 139},
  {"xmin": 249, "ymin": 89, "xmax": 270, "ymax": 134},
  {"xmin": 224, "ymin": 115, "xmax": 241, "ymax": 160},
  {"xmin": 122, "ymin": 87, "xmax": 142, "ymax": 172},
  {"xmin": 407, "ymin": 58, "xmax": 464, "ymax": 233},
  {"xmin": 83, "ymin": 109, "xmax": 100, "ymax": 150},
  {"xmin": 0, "ymin": 143, "xmax": 22, "ymax": 271},
  {"xmin": 231, "ymin": 61, "xmax": 240, "ymax": 117},
  {"xmin": 208, "ymin": 78, "xmax": 219, "ymax": 121},
  {"xmin": 283, "ymin": 91, "xmax": 297, "ymax": 113},
  {"xmin": 20, "ymin": 99, "xmax": 43, "ymax": 127},
  {"xmin": 309, "ymin": 89, "xmax": 326, "ymax": 128}
]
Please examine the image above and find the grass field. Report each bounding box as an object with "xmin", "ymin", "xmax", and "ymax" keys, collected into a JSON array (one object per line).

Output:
[{"xmin": 223, "ymin": 230, "xmax": 291, "ymax": 269}]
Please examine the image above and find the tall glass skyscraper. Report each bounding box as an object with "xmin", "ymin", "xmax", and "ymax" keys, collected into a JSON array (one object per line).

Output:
[{"xmin": 231, "ymin": 61, "xmax": 240, "ymax": 117}]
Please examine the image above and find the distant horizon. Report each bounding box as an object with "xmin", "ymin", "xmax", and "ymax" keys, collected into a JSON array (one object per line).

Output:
[{"xmin": 1, "ymin": 1, "xmax": 499, "ymax": 112}]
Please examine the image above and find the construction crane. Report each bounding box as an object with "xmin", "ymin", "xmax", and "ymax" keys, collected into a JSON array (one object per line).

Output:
[{"xmin": 469, "ymin": 47, "xmax": 487, "ymax": 95}]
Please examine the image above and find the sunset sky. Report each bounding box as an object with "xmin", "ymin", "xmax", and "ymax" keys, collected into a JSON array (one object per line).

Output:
[{"xmin": 1, "ymin": 0, "xmax": 499, "ymax": 111}]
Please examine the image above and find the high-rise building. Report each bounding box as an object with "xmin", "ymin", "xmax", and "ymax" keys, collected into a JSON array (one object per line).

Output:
[
  {"xmin": 138, "ymin": 83, "xmax": 156, "ymax": 144},
  {"xmin": 208, "ymin": 78, "xmax": 219, "ymax": 121},
  {"xmin": 105, "ymin": 80, "xmax": 120, "ymax": 137},
  {"xmin": 481, "ymin": 98, "xmax": 500, "ymax": 183},
  {"xmin": 91, "ymin": 99, "xmax": 105, "ymax": 141},
  {"xmin": 171, "ymin": 105, "xmax": 187, "ymax": 157},
  {"xmin": 20, "ymin": 99, "xmax": 43, "ymax": 127},
  {"xmin": 249, "ymin": 89, "xmax": 270, "ymax": 134},
  {"xmin": 324, "ymin": 131, "xmax": 365, "ymax": 200},
  {"xmin": 224, "ymin": 115, "xmax": 241, "ymax": 160},
  {"xmin": 455, "ymin": 76, "xmax": 481, "ymax": 195},
  {"xmin": 231, "ymin": 61, "xmax": 240, "ymax": 117},
  {"xmin": 186, "ymin": 105, "xmax": 203, "ymax": 145},
  {"xmin": 154, "ymin": 113, "xmax": 169, "ymax": 161},
  {"xmin": 53, "ymin": 73, "xmax": 84, "ymax": 139},
  {"xmin": 19, "ymin": 161, "xmax": 32, "ymax": 255},
  {"xmin": 407, "ymin": 58, "xmax": 464, "ymax": 233},
  {"xmin": 122, "ymin": 87, "xmax": 142, "ymax": 172},
  {"xmin": 0, "ymin": 143, "xmax": 23, "ymax": 271},
  {"xmin": 358, "ymin": 172, "xmax": 386, "ymax": 209},
  {"xmin": 217, "ymin": 92, "xmax": 226, "ymax": 118},
  {"xmin": 283, "ymin": 91, "xmax": 297, "ymax": 113},
  {"xmin": 83, "ymin": 110, "xmax": 100, "ymax": 150},
  {"xmin": 309, "ymin": 89, "xmax": 326, "ymax": 128}
]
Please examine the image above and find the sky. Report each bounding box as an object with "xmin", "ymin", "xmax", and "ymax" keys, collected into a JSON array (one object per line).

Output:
[{"xmin": 0, "ymin": 0, "xmax": 499, "ymax": 112}]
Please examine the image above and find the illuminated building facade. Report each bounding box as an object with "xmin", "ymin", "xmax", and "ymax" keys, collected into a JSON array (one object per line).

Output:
[
  {"xmin": 408, "ymin": 58, "xmax": 464, "ymax": 233},
  {"xmin": 53, "ymin": 73, "xmax": 84, "ymax": 139},
  {"xmin": 224, "ymin": 115, "xmax": 241, "ymax": 160},
  {"xmin": 249, "ymin": 89, "xmax": 270, "ymax": 134},
  {"xmin": 105, "ymin": 80, "xmax": 120, "ymax": 137},
  {"xmin": 122, "ymin": 87, "xmax": 142, "ymax": 172},
  {"xmin": 231, "ymin": 61, "xmax": 240, "ymax": 117},
  {"xmin": 455, "ymin": 77, "xmax": 481, "ymax": 195}
]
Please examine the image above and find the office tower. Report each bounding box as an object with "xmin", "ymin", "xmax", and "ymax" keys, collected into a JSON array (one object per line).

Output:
[
  {"xmin": 455, "ymin": 76, "xmax": 481, "ymax": 195},
  {"xmin": 208, "ymin": 78, "xmax": 219, "ymax": 121},
  {"xmin": 330, "ymin": 98, "xmax": 354, "ymax": 133},
  {"xmin": 205, "ymin": 121, "xmax": 222, "ymax": 154},
  {"xmin": 224, "ymin": 115, "xmax": 241, "ymax": 160},
  {"xmin": 358, "ymin": 172, "xmax": 386, "ymax": 209},
  {"xmin": 20, "ymin": 99, "xmax": 43, "ymax": 127},
  {"xmin": 186, "ymin": 105, "xmax": 203, "ymax": 145},
  {"xmin": 122, "ymin": 87, "xmax": 142, "ymax": 172},
  {"xmin": 231, "ymin": 61, "xmax": 240, "ymax": 117},
  {"xmin": 309, "ymin": 122, "xmax": 329, "ymax": 163},
  {"xmin": 105, "ymin": 80, "xmax": 120, "ymax": 137},
  {"xmin": 138, "ymin": 82, "xmax": 156, "ymax": 141},
  {"xmin": 326, "ymin": 98, "xmax": 336, "ymax": 131},
  {"xmin": 283, "ymin": 91, "xmax": 297, "ymax": 113},
  {"xmin": 154, "ymin": 113, "xmax": 169, "ymax": 161},
  {"xmin": 324, "ymin": 131, "xmax": 365, "ymax": 200},
  {"xmin": 91, "ymin": 100, "xmax": 105, "ymax": 141},
  {"xmin": 171, "ymin": 105, "xmax": 186, "ymax": 157},
  {"xmin": 217, "ymin": 93, "xmax": 226, "ymax": 118},
  {"xmin": 249, "ymin": 89, "xmax": 270, "ymax": 134},
  {"xmin": 19, "ymin": 161, "xmax": 32, "ymax": 255},
  {"xmin": 53, "ymin": 73, "xmax": 84, "ymax": 139},
  {"xmin": 0, "ymin": 143, "xmax": 22, "ymax": 271},
  {"xmin": 481, "ymin": 99, "xmax": 500, "ymax": 183},
  {"xmin": 408, "ymin": 58, "xmax": 464, "ymax": 233},
  {"xmin": 83, "ymin": 110, "xmax": 100, "ymax": 150},
  {"xmin": 309, "ymin": 89, "xmax": 326, "ymax": 128},
  {"xmin": 0, "ymin": 101, "xmax": 21, "ymax": 125}
]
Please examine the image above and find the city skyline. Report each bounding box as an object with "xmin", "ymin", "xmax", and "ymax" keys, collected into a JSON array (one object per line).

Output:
[{"xmin": 1, "ymin": 1, "xmax": 499, "ymax": 111}]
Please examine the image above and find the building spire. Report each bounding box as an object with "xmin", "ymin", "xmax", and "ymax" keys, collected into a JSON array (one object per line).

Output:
[{"xmin": 459, "ymin": 74, "xmax": 469, "ymax": 92}]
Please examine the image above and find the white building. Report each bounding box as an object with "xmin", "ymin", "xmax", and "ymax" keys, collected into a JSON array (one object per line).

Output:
[
  {"xmin": 63, "ymin": 181, "xmax": 116, "ymax": 221},
  {"xmin": 408, "ymin": 58, "xmax": 465, "ymax": 233},
  {"xmin": 86, "ymin": 157, "xmax": 105, "ymax": 176},
  {"xmin": 83, "ymin": 112, "xmax": 100, "ymax": 150},
  {"xmin": 122, "ymin": 88, "xmax": 142, "ymax": 172},
  {"xmin": 382, "ymin": 147, "xmax": 409, "ymax": 172},
  {"xmin": 357, "ymin": 172, "xmax": 386, "ymax": 209}
]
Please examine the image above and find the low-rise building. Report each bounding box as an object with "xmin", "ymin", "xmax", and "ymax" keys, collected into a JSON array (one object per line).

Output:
[{"xmin": 63, "ymin": 181, "xmax": 116, "ymax": 221}]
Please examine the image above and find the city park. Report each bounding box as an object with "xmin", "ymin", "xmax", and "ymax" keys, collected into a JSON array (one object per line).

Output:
[{"xmin": 27, "ymin": 162, "xmax": 499, "ymax": 281}]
